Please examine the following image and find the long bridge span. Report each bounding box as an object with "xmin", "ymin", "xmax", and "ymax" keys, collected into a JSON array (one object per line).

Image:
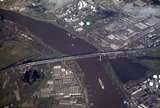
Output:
[{"xmin": 21, "ymin": 47, "xmax": 159, "ymax": 66}]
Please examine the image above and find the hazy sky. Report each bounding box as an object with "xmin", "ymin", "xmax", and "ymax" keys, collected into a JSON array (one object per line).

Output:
[{"xmin": 122, "ymin": 3, "xmax": 160, "ymax": 17}]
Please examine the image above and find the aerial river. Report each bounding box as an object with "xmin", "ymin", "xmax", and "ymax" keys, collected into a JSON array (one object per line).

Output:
[{"xmin": 0, "ymin": 9, "xmax": 124, "ymax": 108}]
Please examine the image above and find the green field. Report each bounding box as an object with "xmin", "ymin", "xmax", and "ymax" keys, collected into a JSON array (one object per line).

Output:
[
  {"xmin": 139, "ymin": 48, "xmax": 160, "ymax": 71},
  {"xmin": 22, "ymin": 9, "xmax": 57, "ymax": 23},
  {"xmin": 146, "ymin": 48, "xmax": 160, "ymax": 57},
  {"xmin": 0, "ymin": 40, "xmax": 36, "ymax": 69}
]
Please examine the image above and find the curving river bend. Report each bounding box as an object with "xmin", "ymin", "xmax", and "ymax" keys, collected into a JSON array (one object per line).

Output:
[{"xmin": 0, "ymin": 9, "xmax": 124, "ymax": 108}]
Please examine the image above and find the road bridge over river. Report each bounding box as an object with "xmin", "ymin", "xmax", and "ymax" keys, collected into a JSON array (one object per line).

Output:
[{"xmin": 21, "ymin": 47, "xmax": 159, "ymax": 66}]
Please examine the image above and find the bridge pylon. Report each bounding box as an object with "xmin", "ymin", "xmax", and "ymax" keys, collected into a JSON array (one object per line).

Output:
[{"xmin": 99, "ymin": 55, "xmax": 102, "ymax": 62}]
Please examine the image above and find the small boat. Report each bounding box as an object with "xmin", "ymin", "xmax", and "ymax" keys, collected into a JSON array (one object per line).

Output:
[{"xmin": 98, "ymin": 78, "xmax": 104, "ymax": 89}]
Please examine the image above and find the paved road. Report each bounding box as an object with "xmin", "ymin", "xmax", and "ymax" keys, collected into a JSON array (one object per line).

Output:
[{"xmin": 21, "ymin": 46, "xmax": 160, "ymax": 66}]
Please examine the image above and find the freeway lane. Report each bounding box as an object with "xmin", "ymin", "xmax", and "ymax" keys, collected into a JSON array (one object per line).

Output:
[
  {"xmin": 0, "ymin": 9, "xmax": 124, "ymax": 108},
  {"xmin": 20, "ymin": 46, "xmax": 160, "ymax": 66}
]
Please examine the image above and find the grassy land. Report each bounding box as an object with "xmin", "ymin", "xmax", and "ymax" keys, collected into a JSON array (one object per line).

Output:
[
  {"xmin": 140, "ymin": 60, "xmax": 160, "ymax": 71},
  {"xmin": 0, "ymin": 0, "xmax": 28, "ymax": 10},
  {"xmin": 0, "ymin": 71, "xmax": 17, "ymax": 106},
  {"xmin": 22, "ymin": 10, "xmax": 57, "ymax": 22},
  {"xmin": 146, "ymin": 48, "xmax": 160, "ymax": 57},
  {"xmin": 0, "ymin": 0, "xmax": 17, "ymax": 7},
  {"xmin": 139, "ymin": 48, "xmax": 160, "ymax": 72},
  {"xmin": 0, "ymin": 40, "xmax": 35, "ymax": 69},
  {"xmin": 37, "ymin": 97, "xmax": 56, "ymax": 108}
]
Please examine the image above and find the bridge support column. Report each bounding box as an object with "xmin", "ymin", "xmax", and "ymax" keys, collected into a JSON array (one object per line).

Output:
[{"xmin": 99, "ymin": 55, "xmax": 102, "ymax": 62}]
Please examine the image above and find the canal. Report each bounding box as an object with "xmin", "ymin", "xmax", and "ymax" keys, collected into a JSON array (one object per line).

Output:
[{"xmin": 0, "ymin": 9, "xmax": 124, "ymax": 108}]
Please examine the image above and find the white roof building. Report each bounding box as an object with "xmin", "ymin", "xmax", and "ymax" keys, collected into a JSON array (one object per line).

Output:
[{"xmin": 78, "ymin": 0, "xmax": 88, "ymax": 10}]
